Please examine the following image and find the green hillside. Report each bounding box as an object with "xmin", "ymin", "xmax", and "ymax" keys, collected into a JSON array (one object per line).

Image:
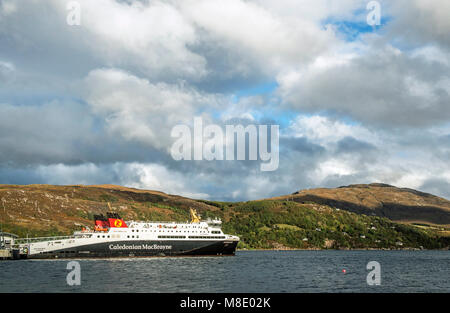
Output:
[{"xmin": 201, "ymin": 200, "xmax": 450, "ymax": 250}]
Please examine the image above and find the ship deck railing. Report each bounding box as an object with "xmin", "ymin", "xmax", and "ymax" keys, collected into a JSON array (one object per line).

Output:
[
  {"xmin": 14, "ymin": 235, "xmax": 77, "ymax": 245},
  {"xmin": 127, "ymin": 220, "xmax": 190, "ymax": 224}
]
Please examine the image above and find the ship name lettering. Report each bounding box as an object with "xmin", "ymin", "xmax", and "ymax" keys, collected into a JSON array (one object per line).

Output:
[{"xmin": 109, "ymin": 244, "xmax": 172, "ymax": 250}]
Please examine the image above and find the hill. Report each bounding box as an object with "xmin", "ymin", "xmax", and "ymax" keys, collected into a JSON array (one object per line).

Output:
[
  {"xmin": 271, "ymin": 183, "xmax": 450, "ymax": 226},
  {"xmin": 0, "ymin": 184, "xmax": 219, "ymax": 237},
  {"xmin": 0, "ymin": 184, "xmax": 449, "ymax": 250}
]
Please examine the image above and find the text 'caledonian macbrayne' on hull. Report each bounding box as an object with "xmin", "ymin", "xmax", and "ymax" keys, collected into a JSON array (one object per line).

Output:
[{"xmin": 3, "ymin": 208, "xmax": 239, "ymax": 259}]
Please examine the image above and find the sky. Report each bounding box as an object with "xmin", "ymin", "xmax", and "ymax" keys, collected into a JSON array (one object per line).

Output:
[{"xmin": 0, "ymin": 0, "xmax": 450, "ymax": 201}]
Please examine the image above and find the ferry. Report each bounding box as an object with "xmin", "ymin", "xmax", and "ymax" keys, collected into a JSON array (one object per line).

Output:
[{"xmin": 6, "ymin": 208, "xmax": 239, "ymax": 259}]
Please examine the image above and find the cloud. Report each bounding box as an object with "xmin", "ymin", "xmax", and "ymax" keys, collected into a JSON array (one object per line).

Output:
[
  {"xmin": 0, "ymin": 101, "xmax": 95, "ymax": 166},
  {"xmin": 180, "ymin": 0, "xmax": 336, "ymax": 69},
  {"xmin": 80, "ymin": 0, "xmax": 207, "ymax": 80},
  {"xmin": 0, "ymin": 0, "xmax": 341, "ymax": 90},
  {"xmin": 420, "ymin": 178, "xmax": 450, "ymax": 200},
  {"xmin": 124, "ymin": 163, "xmax": 211, "ymax": 199},
  {"xmin": 0, "ymin": 0, "xmax": 17, "ymax": 16},
  {"xmin": 1, "ymin": 0, "xmax": 449, "ymax": 201},
  {"xmin": 286, "ymin": 115, "xmax": 380, "ymax": 145},
  {"xmin": 0, "ymin": 61, "xmax": 15, "ymax": 83},
  {"xmin": 279, "ymin": 43, "xmax": 450, "ymax": 128},
  {"xmin": 82, "ymin": 68, "xmax": 223, "ymax": 151},
  {"xmin": 0, "ymin": 0, "xmax": 206, "ymax": 83},
  {"xmin": 389, "ymin": 0, "xmax": 450, "ymax": 50},
  {"xmin": 0, "ymin": 98, "xmax": 174, "ymax": 168}
]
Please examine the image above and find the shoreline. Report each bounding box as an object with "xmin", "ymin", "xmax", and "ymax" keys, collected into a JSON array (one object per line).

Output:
[{"xmin": 237, "ymin": 247, "xmax": 449, "ymax": 251}]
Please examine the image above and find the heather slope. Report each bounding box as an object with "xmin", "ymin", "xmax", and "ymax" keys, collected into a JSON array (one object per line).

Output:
[{"xmin": 271, "ymin": 183, "xmax": 450, "ymax": 226}]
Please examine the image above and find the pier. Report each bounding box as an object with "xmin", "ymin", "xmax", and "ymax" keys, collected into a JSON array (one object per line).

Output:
[{"xmin": 0, "ymin": 232, "xmax": 21, "ymax": 260}]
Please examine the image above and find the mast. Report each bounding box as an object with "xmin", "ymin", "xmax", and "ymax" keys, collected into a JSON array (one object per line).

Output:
[{"xmin": 0, "ymin": 198, "xmax": 4, "ymax": 248}]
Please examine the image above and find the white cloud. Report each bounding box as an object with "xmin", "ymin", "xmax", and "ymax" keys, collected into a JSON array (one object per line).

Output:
[
  {"xmin": 287, "ymin": 115, "xmax": 380, "ymax": 146},
  {"xmin": 255, "ymin": 0, "xmax": 364, "ymax": 23},
  {"xmin": 124, "ymin": 163, "xmax": 210, "ymax": 199},
  {"xmin": 179, "ymin": 0, "xmax": 340, "ymax": 74},
  {"xmin": 79, "ymin": 0, "xmax": 207, "ymax": 79},
  {"xmin": 313, "ymin": 158, "xmax": 357, "ymax": 184},
  {"xmin": 83, "ymin": 68, "xmax": 222, "ymax": 151}
]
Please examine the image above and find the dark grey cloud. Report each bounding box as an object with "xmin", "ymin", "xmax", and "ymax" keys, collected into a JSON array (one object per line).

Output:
[
  {"xmin": 420, "ymin": 178, "xmax": 450, "ymax": 200},
  {"xmin": 281, "ymin": 137, "xmax": 325, "ymax": 155},
  {"xmin": 188, "ymin": 31, "xmax": 273, "ymax": 93},
  {"xmin": 336, "ymin": 136, "xmax": 376, "ymax": 154},
  {"xmin": 0, "ymin": 100, "xmax": 172, "ymax": 167},
  {"xmin": 388, "ymin": 1, "xmax": 450, "ymax": 51}
]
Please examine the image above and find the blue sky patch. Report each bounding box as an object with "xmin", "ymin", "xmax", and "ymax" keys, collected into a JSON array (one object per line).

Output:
[
  {"xmin": 232, "ymin": 81, "xmax": 279, "ymax": 102},
  {"xmin": 322, "ymin": 10, "xmax": 391, "ymax": 42}
]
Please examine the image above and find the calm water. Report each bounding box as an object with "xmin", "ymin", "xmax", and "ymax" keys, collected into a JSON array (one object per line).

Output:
[{"xmin": 0, "ymin": 250, "xmax": 449, "ymax": 293}]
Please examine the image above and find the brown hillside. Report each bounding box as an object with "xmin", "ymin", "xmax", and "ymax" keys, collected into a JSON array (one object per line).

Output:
[
  {"xmin": 0, "ymin": 184, "xmax": 219, "ymax": 237},
  {"xmin": 271, "ymin": 183, "xmax": 450, "ymax": 226}
]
